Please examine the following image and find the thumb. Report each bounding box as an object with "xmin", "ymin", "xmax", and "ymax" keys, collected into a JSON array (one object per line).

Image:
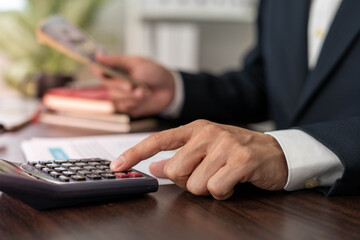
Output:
[
  {"xmin": 149, "ymin": 159, "xmax": 169, "ymax": 178},
  {"xmin": 95, "ymin": 53, "xmax": 135, "ymax": 69}
]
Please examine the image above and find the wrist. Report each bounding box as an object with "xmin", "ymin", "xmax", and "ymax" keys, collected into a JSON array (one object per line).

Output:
[{"xmin": 161, "ymin": 71, "xmax": 184, "ymax": 118}]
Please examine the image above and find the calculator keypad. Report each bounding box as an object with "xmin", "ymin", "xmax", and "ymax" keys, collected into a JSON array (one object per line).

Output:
[{"xmin": 25, "ymin": 158, "xmax": 143, "ymax": 183}]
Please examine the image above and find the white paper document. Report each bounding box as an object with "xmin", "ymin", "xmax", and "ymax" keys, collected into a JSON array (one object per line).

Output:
[{"xmin": 21, "ymin": 133, "xmax": 174, "ymax": 185}]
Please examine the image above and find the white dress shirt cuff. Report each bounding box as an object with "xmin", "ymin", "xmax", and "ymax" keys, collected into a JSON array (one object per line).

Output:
[
  {"xmin": 161, "ymin": 72, "xmax": 184, "ymax": 119},
  {"xmin": 265, "ymin": 129, "xmax": 344, "ymax": 191}
]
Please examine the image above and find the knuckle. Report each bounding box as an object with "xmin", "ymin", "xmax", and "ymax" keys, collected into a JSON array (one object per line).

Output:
[
  {"xmin": 191, "ymin": 119, "xmax": 210, "ymax": 127},
  {"xmin": 218, "ymin": 131, "xmax": 234, "ymax": 144},
  {"xmin": 200, "ymin": 123, "xmax": 220, "ymax": 137},
  {"xmin": 149, "ymin": 132, "xmax": 163, "ymax": 143},
  {"xmin": 186, "ymin": 179, "xmax": 207, "ymax": 196},
  {"xmin": 240, "ymin": 146, "xmax": 255, "ymax": 163},
  {"xmin": 207, "ymin": 179, "xmax": 228, "ymax": 200},
  {"xmin": 228, "ymin": 147, "xmax": 256, "ymax": 172},
  {"xmin": 163, "ymin": 163, "xmax": 178, "ymax": 180},
  {"xmin": 149, "ymin": 131, "xmax": 169, "ymax": 151}
]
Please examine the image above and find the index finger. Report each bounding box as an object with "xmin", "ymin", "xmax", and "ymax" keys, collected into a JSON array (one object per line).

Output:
[{"xmin": 110, "ymin": 126, "xmax": 193, "ymax": 171}]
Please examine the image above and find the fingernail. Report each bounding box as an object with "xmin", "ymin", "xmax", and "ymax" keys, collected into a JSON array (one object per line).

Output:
[{"xmin": 111, "ymin": 155, "xmax": 125, "ymax": 170}]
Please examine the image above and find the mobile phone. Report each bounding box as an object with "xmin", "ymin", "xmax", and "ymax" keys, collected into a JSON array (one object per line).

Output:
[{"xmin": 37, "ymin": 16, "xmax": 138, "ymax": 86}]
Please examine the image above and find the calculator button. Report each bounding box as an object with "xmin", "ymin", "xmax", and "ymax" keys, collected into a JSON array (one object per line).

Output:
[
  {"xmin": 75, "ymin": 162, "xmax": 87, "ymax": 167},
  {"xmin": 114, "ymin": 172, "xmax": 129, "ymax": 178},
  {"xmin": 61, "ymin": 163, "xmax": 75, "ymax": 168},
  {"xmin": 59, "ymin": 176, "xmax": 70, "ymax": 182},
  {"xmin": 101, "ymin": 173, "xmax": 116, "ymax": 179},
  {"xmin": 78, "ymin": 170, "xmax": 92, "ymax": 176},
  {"xmin": 86, "ymin": 174, "xmax": 101, "ymax": 180},
  {"xmin": 46, "ymin": 163, "xmax": 60, "ymax": 169},
  {"xmin": 50, "ymin": 171, "xmax": 61, "ymax": 178},
  {"xmin": 88, "ymin": 162, "xmax": 101, "ymax": 166},
  {"xmin": 39, "ymin": 160, "xmax": 52, "ymax": 164},
  {"xmin": 83, "ymin": 166, "xmax": 97, "ymax": 171},
  {"xmin": 68, "ymin": 159, "xmax": 81, "ymax": 163},
  {"xmin": 62, "ymin": 171, "xmax": 76, "ymax": 176},
  {"xmin": 128, "ymin": 171, "xmax": 143, "ymax": 178},
  {"xmin": 92, "ymin": 169, "xmax": 106, "ymax": 175},
  {"xmin": 29, "ymin": 162, "xmax": 37, "ymax": 166},
  {"xmin": 96, "ymin": 165, "xmax": 109, "ymax": 170},
  {"xmin": 54, "ymin": 160, "xmax": 68, "ymax": 164},
  {"xmin": 35, "ymin": 164, "xmax": 46, "ymax": 170},
  {"xmin": 69, "ymin": 166, "xmax": 82, "ymax": 172},
  {"xmin": 54, "ymin": 167, "xmax": 67, "ymax": 172},
  {"xmin": 101, "ymin": 161, "xmax": 111, "ymax": 165},
  {"xmin": 42, "ymin": 168, "xmax": 52, "ymax": 174},
  {"xmin": 71, "ymin": 175, "xmax": 86, "ymax": 181},
  {"xmin": 83, "ymin": 158, "xmax": 102, "ymax": 162}
]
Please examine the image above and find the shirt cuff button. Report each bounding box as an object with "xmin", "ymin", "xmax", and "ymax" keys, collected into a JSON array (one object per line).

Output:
[{"xmin": 305, "ymin": 178, "xmax": 319, "ymax": 189}]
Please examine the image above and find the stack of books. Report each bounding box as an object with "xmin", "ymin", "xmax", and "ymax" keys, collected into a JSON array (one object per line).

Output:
[{"xmin": 40, "ymin": 86, "xmax": 157, "ymax": 132}]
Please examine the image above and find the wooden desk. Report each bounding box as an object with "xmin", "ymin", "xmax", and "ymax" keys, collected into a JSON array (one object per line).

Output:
[{"xmin": 0, "ymin": 123, "xmax": 359, "ymax": 240}]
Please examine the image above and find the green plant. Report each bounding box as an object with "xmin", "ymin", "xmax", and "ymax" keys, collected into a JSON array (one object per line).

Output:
[{"xmin": 0, "ymin": 0, "xmax": 109, "ymax": 91}]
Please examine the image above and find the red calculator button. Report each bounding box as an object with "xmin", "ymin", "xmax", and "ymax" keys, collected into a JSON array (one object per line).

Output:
[
  {"xmin": 128, "ymin": 171, "xmax": 143, "ymax": 177},
  {"xmin": 115, "ymin": 172, "xmax": 129, "ymax": 178}
]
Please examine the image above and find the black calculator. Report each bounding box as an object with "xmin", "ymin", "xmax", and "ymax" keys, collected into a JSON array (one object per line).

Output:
[{"xmin": 0, "ymin": 158, "xmax": 158, "ymax": 210}]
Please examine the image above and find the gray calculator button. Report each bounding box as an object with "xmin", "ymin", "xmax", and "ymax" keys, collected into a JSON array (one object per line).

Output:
[
  {"xmin": 50, "ymin": 172, "xmax": 61, "ymax": 178},
  {"xmin": 62, "ymin": 171, "xmax": 76, "ymax": 176},
  {"xmin": 88, "ymin": 162, "xmax": 101, "ymax": 166},
  {"xmin": 61, "ymin": 163, "xmax": 75, "ymax": 168},
  {"xmin": 42, "ymin": 168, "xmax": 52, "ymax": 174},
  {"xmin": 97, "ymin": 165, "xmax": 109, "ymax": 170},
  {"xmin": 47, "ymin": 163, "xmax": 60, "ymax": 168},
  {"xmin": 78, "ymin": 170, "xmax": 92, "ymax": 176},
  {"xmin": 39, "ymin": 160, "xmax": 52, "ymax": 164},
  {"xmin": 101, "ymin": 160, "xmax": 111, "ymax": 165},
  {"xmin": 69, "ymin": 166, "xmax": 82, "ymax": 172},
  {"xmin": 54, "ymin": 167, "xmax": 67, "ymax": 172},
  {"xmin": 83, "ymin": 166, "xmax": 96, "ymax": 170},
  {"xmin": 59, "ymin": 176, "xmax": 70, "ymax": 182},
  {"xmin": 54, "ymin": 160, "xmax": 68, "ymax": 164},
  {"xmin": 86, "ymin": 174, "xmax": 101, "ymax": 180},
  {"xmin": 35, "ymin": 164, "xmax": 46, "ymax": 170},
  {"xmin": 71, "ymin": 175, "xmax": 86, "ymax": 181},
  {"xmin": 83, "ymin": 158, "xmax": 102, "ymax": 162},
  {"xmin": 101, "ymin": 173, "xmax": 116, "ymax": 179},
  {"xmin": 92, "ymin": 169, "xmax": 106, "ymax": 175},
  {"xmin": 68, "ymin": 159, "xmax": 81, "ymax": 163},
  {"xmin": 75, "ymin": 162, "xmax": 87, "ymax": 167}
]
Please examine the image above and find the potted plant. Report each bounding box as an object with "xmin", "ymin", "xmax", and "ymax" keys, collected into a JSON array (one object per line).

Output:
[{"xmin": 0, "ymin": 0, "xmax": 109, "ymax": 97}]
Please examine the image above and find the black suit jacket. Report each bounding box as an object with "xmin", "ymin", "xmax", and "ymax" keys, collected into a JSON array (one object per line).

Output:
[{"xmin": 177, "ymin": 0, "xmax": 360, "ymax": 195}]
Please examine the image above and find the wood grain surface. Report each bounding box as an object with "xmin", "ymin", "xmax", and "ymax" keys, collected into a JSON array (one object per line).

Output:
[{"xmin": 0, "ymin": 123, "xmax": 359, "ymax": 240}]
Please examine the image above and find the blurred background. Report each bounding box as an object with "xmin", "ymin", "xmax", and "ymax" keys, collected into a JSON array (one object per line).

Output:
[{"xmin": 0, "ymin": 0, "xmax": 258, "ymax": 98}]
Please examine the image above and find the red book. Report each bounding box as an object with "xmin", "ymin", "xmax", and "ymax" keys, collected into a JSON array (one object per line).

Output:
[{"xmin": 42, "ymin": 87, "xmax": 116, "ymax": 114}]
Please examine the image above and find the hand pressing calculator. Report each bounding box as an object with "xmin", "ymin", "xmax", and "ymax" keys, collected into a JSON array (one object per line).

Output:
[{"xmin": 0, "ymin": 158, "xmax": 158, "ymax": 210}]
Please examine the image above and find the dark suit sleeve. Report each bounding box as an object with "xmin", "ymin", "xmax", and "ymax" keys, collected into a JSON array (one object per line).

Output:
[
  {"xmin": 298, "ymin": 117, "xmax": 360, "ymax": 195},
  {"xmin": 176, "ymin": 3, "xmax": 268, "ymax": 124}
]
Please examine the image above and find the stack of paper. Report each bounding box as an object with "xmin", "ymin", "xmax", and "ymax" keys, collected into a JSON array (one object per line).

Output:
[
  {"xmin": 0, "ymin": 98, "xmax": 39, "ymax": 131},
  {"xmin": 21, "ymin": 133, "xmax": 174, "ymax": 185}
]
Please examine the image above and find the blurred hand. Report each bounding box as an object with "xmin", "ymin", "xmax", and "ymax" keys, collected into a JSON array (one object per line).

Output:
[
  {"xmin": 92, "ymin": 54, "xmax": 175, "ymax": 117},
  {"xmin": 111, "ymin": 120, "xmax": 288, "ymax": 200}
]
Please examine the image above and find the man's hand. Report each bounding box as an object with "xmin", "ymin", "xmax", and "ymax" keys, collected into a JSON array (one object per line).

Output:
[
  {"xmin": 111, "ymin": 120, "xmax": 288, "ymax": 200},
  {"xmin": 92, "ymin": 54, "xmax": 175, "ymax": 117}
]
